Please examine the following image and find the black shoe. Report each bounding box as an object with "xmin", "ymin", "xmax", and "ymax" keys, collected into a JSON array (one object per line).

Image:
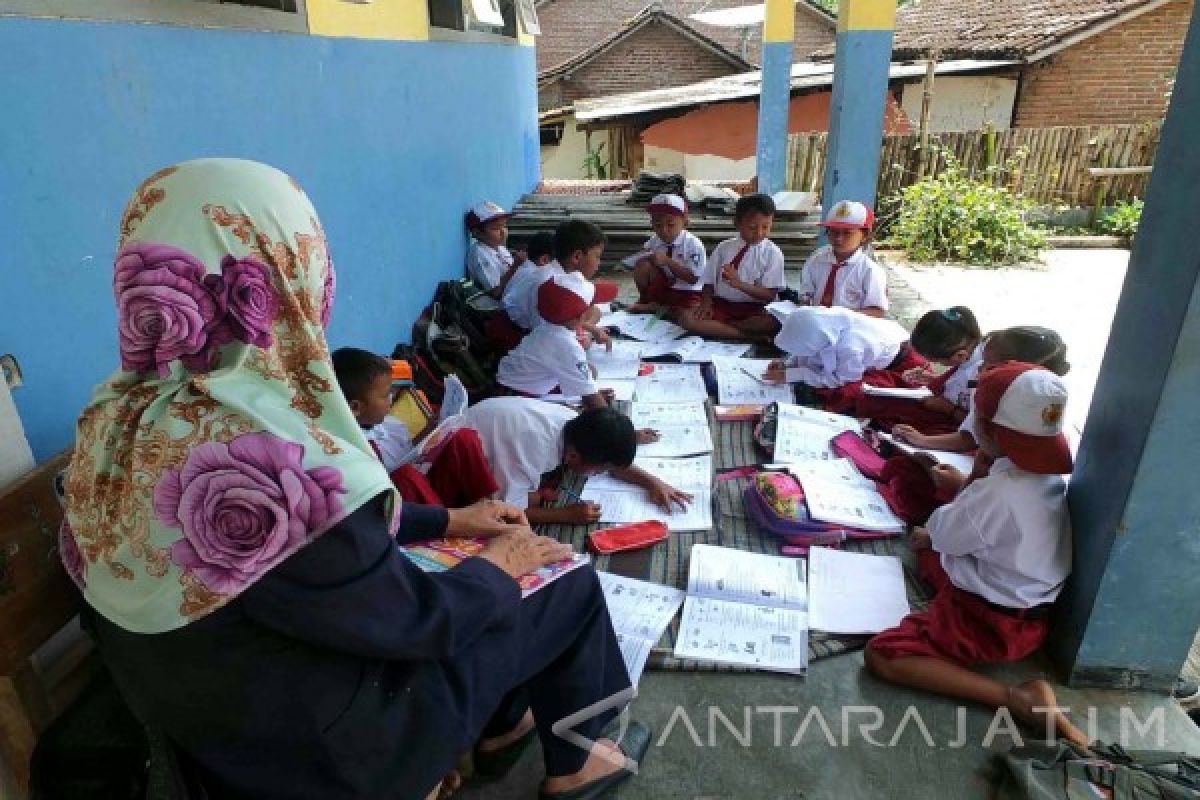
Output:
[
  {"xmin": 538, "ymin": 720, "xmax": 652, "ymax": 800},
  {"xmin": 1174, "ymin": 677, "xmax": 1200, "ymax": 703}
]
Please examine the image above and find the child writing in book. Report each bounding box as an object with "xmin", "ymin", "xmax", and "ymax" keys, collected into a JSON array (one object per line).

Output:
[
  {"xmin": 465, "ymin": 200, "xmax": 525, "ymax": 299},
  {"xmin": 491, "ymin": 231, "xmax": 556, "ymax": 353},
  {"xmin": 854, "ymin": 306, "xmax": 984, "ymax": 436},
  {"xmin": 894, "ymin": 325, "xmax": 1071, "ymax": 453},
  {"xmin": 678, "ymin": 193, "xmax": 786, "ymax": 341},
  {"xmin": 332, "ymin": 347, "xmax": 501, "ymax": 508},
  {"xmin": 796, "ymin": 200, "xmax": 888, "ymax": 317},
  {"xmin": 629, "ymin": 193, "xmax": 707, "ymax": 313},
  {"xmin": 462, "ymin": 398, "xmax": 692, "ymax": 526},
  {"xmin": 762, "ymin": 307, "xmax": 924, "ymax": 412},
  {"xmin": 865, "ymin": 362, "xmax": 1088, "ymax": 747},
  {"xmin": 496, "ymin": 274, "xmax": 610, "ymax": 408}
]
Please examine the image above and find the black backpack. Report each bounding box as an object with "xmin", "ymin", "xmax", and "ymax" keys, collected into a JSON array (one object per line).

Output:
[
  {"xmin": 995, "ymin": 740, "xmax": 1200, "ymax": 800},
  {"xmin": 405, "ymin": 279, "xmax": 501, "ymax": 403}
]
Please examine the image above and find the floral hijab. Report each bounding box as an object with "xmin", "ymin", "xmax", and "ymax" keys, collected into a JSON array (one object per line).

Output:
[{"xmin": 60, "ymin": 159, "xmax": 399, "ymax": 634}]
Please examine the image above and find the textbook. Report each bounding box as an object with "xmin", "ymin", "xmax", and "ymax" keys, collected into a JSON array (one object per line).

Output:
[
  {"xmin": 598, "ymin": 572, "xmax": 686, "ymax": 687},
  {"xmin": 861, "ymin": 385, "xmax": 934, "ymax": 401},
  {"xmin": 672, "ymin": 544, "xmax": 809, "ymax": 674},
  {"xmin": 798, "ymin": 477, "xmax": 906, "ymax": 534},
  {"xmin": 597, "ymin": 310, "xmax": 687, "ymax": 343},
  {"xmin": 807, "ymin": 547, "xmax": 910, "ymax": 634},
  {"xmin": 400, "ymin": 538, "xmax": 590, "ymax": 598},
  {"xmin": 634, "ymin": 363, "xmax": 709, "ymax": 403},
  {"xmin": 630, "ymin": 401, "xmax": 713, "ymax": 457},
  {"xmin": 640, "ymin": 337, "xmax": 751, "ymax": 364},
  {"xmin": 773, "ymin": 403, "xmax": 863, "ymax": 463},
  {"xmin": 581, "ymin": 454, "xmax": 713, "ymax": 532},
  {"xmin": 711, "ymin": 358, "xmax": 794, "ymax": 405},
  {"xmin": 878, "ymin": 431, "xmax": 976, "ymax": 474}
]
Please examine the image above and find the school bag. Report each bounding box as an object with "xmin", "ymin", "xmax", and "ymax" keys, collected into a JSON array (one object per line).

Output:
[
  {"xmin": 994, "ymin": 740, "xmax": 1200, "ymax": 800},
  {"xmin": 407, "ymin": 279, "xmax": 499, "ymax": 400},
  {"xmin": 743, "ymin": 471, "xmax": 892, "ymax": 547}
]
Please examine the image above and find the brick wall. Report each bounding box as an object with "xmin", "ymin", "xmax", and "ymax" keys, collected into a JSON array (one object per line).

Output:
[
  {"xmin": 548, "ymin": 21, "xmax": 745, "ymax": 105},
  {"xmin": 535, "ymin": 0, "xmax": 835, "ymax": 72},
  {"xmin": 1015, "ymin": 0, "xmax": 1193, "ymax": 127}
]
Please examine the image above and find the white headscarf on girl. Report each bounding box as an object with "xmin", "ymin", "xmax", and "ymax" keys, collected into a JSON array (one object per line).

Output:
[{"xmin": 774, "ymin": 306, "xmax": 908, "ymax": 388}]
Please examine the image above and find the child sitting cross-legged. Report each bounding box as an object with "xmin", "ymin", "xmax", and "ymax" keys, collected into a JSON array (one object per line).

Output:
[
  {"xmin": 462, "ymin": 397, "xmax": 692, "ymax": 526},
  {"xmin": 332, "ymin": 347, "xmax": 500, "ymax": 508},
  {"xmin": 865, "ymin": 362, "xmax": 1089, "ymax": 747},
  {"xmin": 628, "ymin": 193, "xmax": 706, "ymax": 313}
]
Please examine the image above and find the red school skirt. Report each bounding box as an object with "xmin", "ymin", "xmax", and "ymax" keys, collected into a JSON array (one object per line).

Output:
[
  {"xmin": 388, "ymin": 429, "xmax": 500, "ymax": 509},
  {"xmin": 644, "ymin": 271, "xmax": 703, "ymax": 309},
  {"xmin": 867, "ymin": 549, "xmax": 1050, "ymax": 666},
  {"xmin": 819, "ymin": 344, "xmax": 954, "ymax": 434},
  {"xmin": 709, "ymin": 297, "xmax": 772, "ymax": 324}
]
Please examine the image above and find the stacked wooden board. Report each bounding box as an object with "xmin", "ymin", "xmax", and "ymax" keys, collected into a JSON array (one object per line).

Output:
[{"xmin": 507, "ymin": 192, "xmax": 821, "ymax": 269}]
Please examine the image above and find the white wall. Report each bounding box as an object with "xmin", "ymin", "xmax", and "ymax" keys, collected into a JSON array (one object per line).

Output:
[
  {"xmin": 0, "ymin": 376, "xmax": 34, "ymax": 491},
  {"xmin": 541, "ymin": 117, "xmax": 592, "ymax": 180},
  {"xmin": 644, "ymin": 145, "xmax": 757, "ymax": 182},
  {"xmin": 900, "ymin": 75, "xmax": 1018, "ymax": 132}
]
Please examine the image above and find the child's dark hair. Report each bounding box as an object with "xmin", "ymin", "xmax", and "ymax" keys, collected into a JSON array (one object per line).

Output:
[
  {"xmin": 526, "ymin": 231, "xmax": 556, "ymax": 263},
  {"xmin": 331, "ymin": 347, "xmax": 391, "ymax": 402},
  {"xmin": 986, "ymin": 326, "xmax": 1071, "ymax": 375},
  {"xmin": 734, "ymin": 193, "xmax": 776, "ymax": 221},
  {"xmin": 562, "ymin": 408, "xmax": 636, "ymax": 468},
  {"xmin": 554, "ymin": 219, "xmax": 607, "ymax": 263},
  {"xmin": 910, "ymin": 306, "xmax": 983, "ymax": 359}
]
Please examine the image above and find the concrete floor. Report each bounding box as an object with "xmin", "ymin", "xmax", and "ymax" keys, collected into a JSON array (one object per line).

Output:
[{"xmin": 456, "ymin": 255, "xmax": 1200, "ymax": 800}]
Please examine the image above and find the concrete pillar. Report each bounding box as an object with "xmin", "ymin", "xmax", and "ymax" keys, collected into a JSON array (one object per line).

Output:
[
  {"xmin": 820, "ymin": 0, "xmax": 896, "ymax": 212},
  {"xmin": 755, "ymin": 0, "xmax": 794, "ymax": 195},
  {"xmin": 1053, "ymin": 10, "xmax": 1200, "ymax": 690}
]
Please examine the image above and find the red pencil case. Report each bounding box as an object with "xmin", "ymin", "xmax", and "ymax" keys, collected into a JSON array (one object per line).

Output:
[{"xmin": 587, "ymin": 521, "xmax": 669, "ymax": 555}]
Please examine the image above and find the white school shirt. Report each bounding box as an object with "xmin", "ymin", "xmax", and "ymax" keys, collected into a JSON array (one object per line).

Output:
[
  {"xmin": 643, "ymin": 230, "xmax": 706, "ymax": 292},
  {"xmin": 775, "ymin": 306, "xmax": 907, "ymax": 388},
  {"xmin": 797, "ymin": 245, "xmax": 889, "ymax": 312},
  {"xmin": 466, "ymin": 240, "xmax": 514, "ymax": 291},
  {"xmin": 364, "ymin": 417, "xmax": 414, "ymax": 473},
  {"xmin": 462, "ymin": 398, "xmax": 577, "ymax": 508},
  {"xmin": 941, "ymin": 343, "xmax": 984, "ymax": 411},
  {"xmin": 705, "ymin": 237, "xmax": 787, "ymax": 303},
  {"xmin": 928, "ymin": 458, "xmax": 1072, "ymax": 608},
  {"xmin": 505, "ymin": 260, "xmax": 565, "ymax": 330},
  {"xmin": 496, "ymin": 323, "xmax": 597, "ymax": 398}
]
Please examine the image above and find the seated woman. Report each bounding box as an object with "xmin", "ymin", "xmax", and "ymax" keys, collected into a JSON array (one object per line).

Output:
[
  {"xmin": 60, "ymin": 159, "xmax": 650, "ymax": 800},
  {"xmin": 764, "ymin": 306, "xmax": 925, "ymax": 413}
]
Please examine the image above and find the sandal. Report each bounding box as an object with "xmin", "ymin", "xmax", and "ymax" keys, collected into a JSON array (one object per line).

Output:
[
  {"xmin": 472, "ymin": 724, "xmax": 538, "ymax": 781},
  {"xmin": 537, "ymin": 720, "xmax": 652, "ymax": 800}
]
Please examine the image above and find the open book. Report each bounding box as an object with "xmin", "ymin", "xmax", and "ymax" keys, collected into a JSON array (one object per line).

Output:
[
  {"xmin": 808, "ymin": 547, "xmax": 911, "ymax": 634},
  {"xmin": 581, "ymin": 454, "xmax": 713, "ymax": 532},
  {"xmin": 598, "ymin": 572, "xmax": 686, "ymax": 686},
  {"xmin": 634, "ymin": 363, "xmax": 709, "ymax": 403},
  {"xmin": 630, "ymin": 401, "xmax": 713, "ymax": 458},
  {"xmin": 773, "ymin": 403, "xmax": 862, "ymax": 463},
  {"xmin": 400, "ymin": 538, "xmax": 590, "ymax": 598},
  {"xmin": 597, "ymin": 310, "xmax": 687, "ymax": 343},
  {"xmin": 640, "ymin": 337, "xmax": 751, "ymax": 364},
  {"xmin": 799, "ymin": 477, "xmax": 906, "ymax": 534},
  {"xmin": 878, "ymin": 431, "xmax": 977, "ymax": 474},
  {"xmin": 672, "ymin": 544, "xmax": 809, "ymax": 674},
  {"xmin": 711, "ymin": 358, "xmax": 795, "ymax": 405}
]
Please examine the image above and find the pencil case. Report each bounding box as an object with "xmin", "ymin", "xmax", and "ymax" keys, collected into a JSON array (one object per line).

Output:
[
  {"xmin": 830, "ymin": 430, "xmax": 888, "ymax": 481},
  {"xmin": 587, "ymin": 521, "xmax": 669, "ymax": 555}
]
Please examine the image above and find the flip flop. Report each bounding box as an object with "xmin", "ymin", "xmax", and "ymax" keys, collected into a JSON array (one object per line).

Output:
[{"xmin": 537, "ymin": 720, "xmax": 652, "ymax": 800}]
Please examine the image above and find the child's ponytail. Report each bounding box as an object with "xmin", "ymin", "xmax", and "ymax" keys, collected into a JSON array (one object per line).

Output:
[{"xmin": 911, "ymin": 306, "xmax": 983, "ymax": 359}]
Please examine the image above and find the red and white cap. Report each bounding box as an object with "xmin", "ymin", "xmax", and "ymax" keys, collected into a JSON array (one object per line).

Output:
[
  {"xmin": 537, "ymin": 273, "xmax": 595, "ymax": 325},
  {"xmin": 465, "ymin": 200, "xmax": 513, "ymax": 230},
  {"xmin": 973, "ymin": 362, "xmax": 1073, "ymax": 475},
  {"xmin": 647, "ymin": 193, "xmax": 688, "ymax": 218},
  {"xmin": 821, "ymin": 200, "xmax": 875, "ymax": 231}
]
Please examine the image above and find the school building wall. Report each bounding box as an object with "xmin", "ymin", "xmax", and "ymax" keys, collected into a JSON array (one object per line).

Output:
[
  {"xmin": 899, "ymin": 75, "xmax": 1018, "ymax": 132},
  {"xmin": 1015, "ymin": 0, "xmax": 1194, "ymax": 127},
  {"xmin": 0, "ymin": 11, "xmax": 540, "ymax": 463}
]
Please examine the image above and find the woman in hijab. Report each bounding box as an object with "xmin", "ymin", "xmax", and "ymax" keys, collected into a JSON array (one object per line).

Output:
[{"xmin": 60, "ymin": 158, "xmax": 649, "ymax": 800}]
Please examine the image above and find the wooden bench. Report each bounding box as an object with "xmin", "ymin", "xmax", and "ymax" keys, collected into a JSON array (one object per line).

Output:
[{"xmin": 0, "ymin": 452, "xmax": 91, "ymax": 794}]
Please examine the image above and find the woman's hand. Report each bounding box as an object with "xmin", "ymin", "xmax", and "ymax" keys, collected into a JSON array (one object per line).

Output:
[
  {"xmin": 446, "ymin": 499, "xmax": 529, "ymax": 538},
  {"xmin": 479, "ymin": 532, "xmax": 576, "ymax": 580},
  {"xmin": 646, "ymin": 479, "xmax": 693, "ymax": 513},
  {"xmin": 636, "ymin": 428, "xmax": 661, "ymax": 445}
]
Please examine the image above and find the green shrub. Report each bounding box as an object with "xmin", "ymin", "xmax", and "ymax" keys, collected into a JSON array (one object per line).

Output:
[
  {"xmin": 886, "ymin": 153, "xmax": 1047, "ymax": 267},
  {"xmin": 1098, "ymin": 198, "xmax": 1144, "ymax": 241}
]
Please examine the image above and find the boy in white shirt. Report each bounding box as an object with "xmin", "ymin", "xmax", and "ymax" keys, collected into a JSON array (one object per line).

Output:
[
  {"xmin": 679, "ymin": 193, "xmax": 786, "ymax": 341},
  {"xmin": 865, "ymin": 362, "xmax": 1088, "ymax": 747},
  {"xmin": 493, "ymin": 231, "xmax": 555, "ymax": 353},
  {"xmin": 462, "ymin": 398, "xmax": 692, "ymax": 526},
  {"xmin": 496, "ymin": 274, "xmax": 608, "ymax": 409},
  {"xmin": 629, "ymin": 193, "xmax": 707, "ymax": 313},
  {"xmin": 465, "ymin": 200, "xmax": 525, "ymax": 299},
  {"xmin": 797, "ymin": 200, "xmax": 888, "ymax": 317}
]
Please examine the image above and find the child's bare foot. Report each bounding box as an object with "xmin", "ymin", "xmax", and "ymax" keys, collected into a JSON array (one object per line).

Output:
[
  {"xmin": 541, "ymin": 738, "xmax": 629, "ymax": 794},
  {"xmin": 1008, "ymin": 679, "xmax": 1090, "ymax": 748}
]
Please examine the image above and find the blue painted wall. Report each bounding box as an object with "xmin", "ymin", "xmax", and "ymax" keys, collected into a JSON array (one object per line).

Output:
[{"xmin": 0, "ymin": 16, "xmax": 540, "ymax": 461}]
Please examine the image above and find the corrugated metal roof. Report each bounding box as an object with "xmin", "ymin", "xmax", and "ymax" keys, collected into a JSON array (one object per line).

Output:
[{"xmin": 572, "ymin": 59, "xmax": 1017, "ymax": 122}]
